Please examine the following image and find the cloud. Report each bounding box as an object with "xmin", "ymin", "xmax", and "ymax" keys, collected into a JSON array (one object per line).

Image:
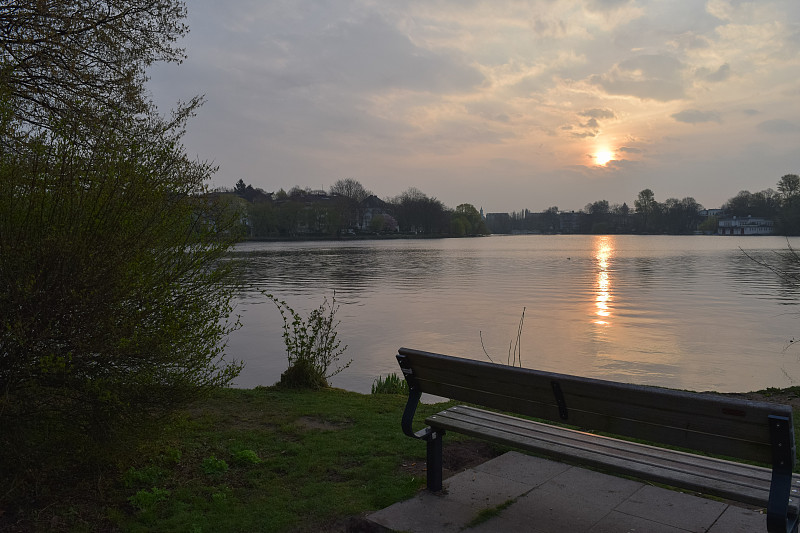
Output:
[
  {"xmin": 281, "ymin": 14, "xmax": 485, "ymax": 94},
  {"xmin": 669, "ymin": 32, "xmax": 711, "ymax": 51},
  {"xmin": 590, "ymin": 54, "xmax": 686, "ymax": 101},
  {"xmin": 758, "ymin": 119, "xmax": 800, "ymax": 133},
  {"xmin": 618, "ymin": 146, "xmax": 643, "ymax": 153},
  {"xmin": 531, "ymin": 16, "xmax": 568, "ymax": 38},
  {"xmin": 584, "ymin": 0, "xmax": 634, "ymax": 13},
  {"xmin": 465, "ymin": 101, "xmax": 514, "ymax": 123},
  {"xmin": 696, "ymin": 63, "xmax": 731, "ymax": 83},
  {"xmin": 671, "ymin": 109, "xmax": 722, "ymax": 124},
  {"xmin": 606, "ymin": 158, "xmax": 640, "ymax": 170},
  {"xmin": 582, "ymin": 118, "xmax": 600, "ymax": 129},
  {"xmin": 579, "ymin": 108, "xmax": 616, "ymax": 119},
  {"xmin": 567, "ymin": 110, "xmax": 610, "ymax": 139}
]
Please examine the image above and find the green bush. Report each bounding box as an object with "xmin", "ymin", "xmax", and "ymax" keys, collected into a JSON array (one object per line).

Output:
[
  {"xmin": 231, "ymin": 449, "xmax": 261, "ymax": 466},
  {"xmin": 124, "ymin": 465, "xmax": 167, "ymax": 488},
  {"xmin": 371, "ymin": 374, "xmax": 410, "ymax": 395},
  {"xmin": 129, "ymin": 487, "xmax": 170, "ymax": 512},
  {"xmin": 266, "ymin": 293, "xmax": 351, "ymax": 389},
  {"xmin": 201, "ymin": 455, "xmax": 229, "ymax": 477},
  {"xmin": 0, "ymin": 0, "xmax": 242, "ymax": 503}
]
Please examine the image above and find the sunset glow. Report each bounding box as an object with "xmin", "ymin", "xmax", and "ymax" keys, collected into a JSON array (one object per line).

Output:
[
  {"xmin": 594, "ymin": 236, "xmax": 614, "ymax": 326},
  {"xmin": 148, "ymin": 0, "xmax": 800, "ymax": 213},
  {"xmin": 594, "ymin": 150, "xmax": 614, "ymax": 166}
]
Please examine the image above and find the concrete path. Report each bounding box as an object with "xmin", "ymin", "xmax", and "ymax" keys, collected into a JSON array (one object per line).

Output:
[{"xmin": 367, "ymin": 451, "xmax": 767, "ymax": 532}]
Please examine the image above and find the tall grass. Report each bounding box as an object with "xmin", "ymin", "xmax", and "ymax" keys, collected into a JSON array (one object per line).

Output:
[
  {"xmin": 371, "ymin": 373, "xmax": 409, "ymax": 395},
  {"xmin": 480, "ymin": 307, "xmax": 526, "ymax": 367}
]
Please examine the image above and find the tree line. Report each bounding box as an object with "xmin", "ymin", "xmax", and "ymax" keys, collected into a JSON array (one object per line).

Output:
[
  {"xmin": 488, "ymin": 174, "xmax": 800, "ymax": 235},
  {"xmin": 222, "ymin": 178, "xmax": 489, "ymax": 238}
]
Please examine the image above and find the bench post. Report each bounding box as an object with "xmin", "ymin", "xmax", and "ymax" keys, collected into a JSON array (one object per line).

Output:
[
  {"xmin": 397, "ymin": 353, "xmax": 447, "ymax": 491},
  {"xmin": 767, "ymin": 415, "xmax": 798, "ymax": 533},
  {"xmin": 426, "ymin": 428, "xmax": 444, "ymax": 492}
]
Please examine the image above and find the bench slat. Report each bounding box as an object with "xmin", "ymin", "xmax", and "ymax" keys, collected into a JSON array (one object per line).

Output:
[{"xmin": 428, "ymin": 405, "xmax": 800, "ymax": 510}]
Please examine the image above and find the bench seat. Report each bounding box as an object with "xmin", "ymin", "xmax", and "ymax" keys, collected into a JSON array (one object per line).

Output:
[{"xmin": 428, "ymin": 404, "xmax": 800, "ymax": 510}]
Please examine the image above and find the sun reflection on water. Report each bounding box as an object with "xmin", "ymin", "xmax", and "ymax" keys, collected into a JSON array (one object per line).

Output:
[{"xmin": 594, "ymin": 236, "xmax": 613, "ymax": 326}]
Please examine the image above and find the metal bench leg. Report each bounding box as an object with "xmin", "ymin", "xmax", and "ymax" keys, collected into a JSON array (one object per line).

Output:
[
  {"xmin": 768, "ymin": 415, "xmax": 798, "ymax": 533},
  {"xmin": 426, "ymin": 429, "xmax": 445, "ymax": 492}
]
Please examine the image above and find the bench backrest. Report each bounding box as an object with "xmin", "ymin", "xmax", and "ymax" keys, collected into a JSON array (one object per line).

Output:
[{"xmin": 397, "ymin": 348, "xmax": 794, "ymax": 465}]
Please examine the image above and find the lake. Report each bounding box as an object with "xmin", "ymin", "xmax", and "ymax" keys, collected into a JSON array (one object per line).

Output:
[{"xmin": 226, "ymin": 235, "xmax": 800, "ymax": 394}]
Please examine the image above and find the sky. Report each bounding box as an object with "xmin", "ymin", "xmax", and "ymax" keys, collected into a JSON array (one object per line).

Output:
[{"xmin": 148, "ymin": 0, "xmax": 800, "ymax": 213}]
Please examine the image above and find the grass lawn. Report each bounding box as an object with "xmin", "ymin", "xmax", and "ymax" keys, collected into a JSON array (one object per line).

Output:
[
  {"xmin": 2, "ymin": 387, "xmax": 498, "ymax": 532},
  {"xmin": 6, "ymin": 386, "xmax": 800, "ymax": 532}
]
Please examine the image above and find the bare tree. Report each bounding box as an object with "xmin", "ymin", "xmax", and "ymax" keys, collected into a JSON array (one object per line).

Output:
[
  {"xmin": 1, "ymin": 0, "xmax": 193, "ymax": 145},
  {"xmin": 329, "ymin": 178, "xmax": 371, "ymax": 202},
  {"xmin": 329, "ymin": 178, "xmax": 371, "ymax": 230}
]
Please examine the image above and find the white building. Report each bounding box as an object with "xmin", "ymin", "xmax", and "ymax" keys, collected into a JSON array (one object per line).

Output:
[{"xmin": 717, "ymin": 216, "xmax": 774, "ymax": 235}]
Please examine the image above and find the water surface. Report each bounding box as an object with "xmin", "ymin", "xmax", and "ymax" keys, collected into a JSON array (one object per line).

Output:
[{"xmin": 227, "ymin": 235, "xmax": 800, "ymax": 394}]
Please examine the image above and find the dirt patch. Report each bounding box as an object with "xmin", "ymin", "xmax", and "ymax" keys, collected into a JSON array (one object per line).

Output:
[
  {"xmin": 718, "ymin": 390, "xmax": 800, "ymax": 410},
  {"xmin": 312, "ymin": 515, "xmax": 392, "ymax": 533},
  {"xmin": 442, "ymin": 440, "xmax": 502, "ymax": 477},
  {"xmin": 399, "ymin": 439, "xmax": 503, "ymax": 480},
  {"xmin": 295, "ymin": 416, "xmax": 353, "ymax": 431}
]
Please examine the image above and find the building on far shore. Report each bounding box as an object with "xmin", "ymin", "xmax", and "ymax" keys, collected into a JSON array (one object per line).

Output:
[
  {"xmin": 717, "ymin": 215, "xmax": 774, "ymax": 235},
  {"xmin": 485, "ymin": 212, "xmax": 512, "ymax": 233}
]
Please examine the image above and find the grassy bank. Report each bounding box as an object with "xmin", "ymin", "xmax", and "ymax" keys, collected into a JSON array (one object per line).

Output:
[
  {"xmin": 3, "ymin": 387, "xmax": 496, "ymax": 532},
  {"xmin": 6, "ymin": 386, "xmax": 800, "ymax": 532}
]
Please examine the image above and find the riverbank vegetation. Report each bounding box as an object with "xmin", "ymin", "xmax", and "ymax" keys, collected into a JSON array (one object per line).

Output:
[
  {"xmin": 1, "ymin": 0, "xmax": 242, "ymax": 513},
  {"xmin": 265, "ymin": 293, "xmax": 351, "ymax": 389}
]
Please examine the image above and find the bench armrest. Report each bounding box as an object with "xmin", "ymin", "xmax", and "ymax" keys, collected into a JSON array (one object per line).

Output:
[{"xmin": 398, "ymin": 354, "xmax": 437, "ymax": 441}]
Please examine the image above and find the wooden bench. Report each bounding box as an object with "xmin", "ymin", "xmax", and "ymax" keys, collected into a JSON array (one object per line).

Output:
[{"xmin": 397, "ymin": 348, "xmax": 800, "ymax": 533}]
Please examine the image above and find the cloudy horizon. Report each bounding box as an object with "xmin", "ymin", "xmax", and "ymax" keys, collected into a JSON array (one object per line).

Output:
[{"xmin": 148, "ymin": 0, "xmax": 800, "ymax": 213}]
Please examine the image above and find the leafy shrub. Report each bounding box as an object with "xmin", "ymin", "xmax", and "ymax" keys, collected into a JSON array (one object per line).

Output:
[
  {"xmin": 265, "ymin": 293, "xmax": 351, "ymax": 389},
  {"xmin": 160, "ymin": 447, "xmax": 183, "ymax": 466},
  {"xmin": 201, "ymin": 455, "xmax": 229, "ymax": 476},
  {"xmin": 211, "ymin": 486, "xmax": 232, "ymax": 506},
  {"xmin": 232, "ymin": 449, "xmax": 261, "ymax": 466},
  {"xmin": 124, "ymin": 465, "xmax": 167, "ymax": 488},
  {"xmin": 0, "ymin": 0, "xmax": 243, "ymax": 501},
  {"xmin": 279, "ymin": 358, "xmax": 328, "ymax": 390},
  {"xmin": 129, "ymin": 487, "xmax": 170, "ymax": 512},
  {"xmin": 371, "ymin": 374, "xmax": 410, "ymax": 395}
]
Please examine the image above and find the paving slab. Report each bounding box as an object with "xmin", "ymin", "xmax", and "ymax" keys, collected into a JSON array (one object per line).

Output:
[
  {"xmin": 442, "ymin": 467, "xmax": 533, "ymax": 507},
  {"xmin": 366, "ymin": 451, "xmax": 770, "ymax": 533},
  {"xmin": 467, "ymin": 467, "xmax": 644, "ymax": 533},
  {"xmin": 367, "ymin": 491, "xmax": 477, "ymax": 533},
  {"xmin": 587, "ymin": 510, "xmax": 694, "ymax": 533},
  {"xmin": 707, "ymin": 505, "xmax": 767, "ymax": 533},
  {"xmin": 615, "ymin": 485, "xmax": 727, "ymax": 532},
  {"xmin": 472, "ymin": 450, "xmax": 571, "ymax": 486}
]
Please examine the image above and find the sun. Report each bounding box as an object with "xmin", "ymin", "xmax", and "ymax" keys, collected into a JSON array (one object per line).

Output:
[{"xmin": 594, "ymin": 150, "xmax": 614, "ymax": 166}]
